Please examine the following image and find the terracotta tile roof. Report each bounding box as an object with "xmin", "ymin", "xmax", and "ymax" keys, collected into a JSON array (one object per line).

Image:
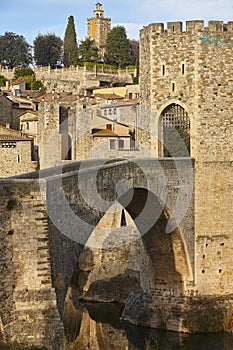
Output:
[
  {"xmin": 105, "ymin": 99, "xmax": 139, "ymax": 108},
  {"xmin": 20, "ymin": 90, "xmax": 44, "ymax": 99},
  {"xmin": 20, "ymin": 115, "xmax": 38, "ymax": 122},
  {"xmin": 95, "ymin": 93, "xmax": 124, "ymax": 100},
  {"xmin": 11, "ymin": 80, "xmax": 25, "ymax": 86},
  {"xmin": 8, "ymin": 96, "xmax": 33, "ymax": 105},
  {"xmin": 92, "ymin": 128, "xmax": 130, "ymax": 138},
  {"xmin": 0, "ymin": 134, "xmax": 32, "ymax": 141},
  {"xmin": 34, "ymin": 92, "xmax": 80, "ymax": 103},
  {"xmin": 92, "ymin": 129, "xmax": 118, "ymax": 137},
  {"xmin": 19, "ymin": 111, "xmax": 38, "ymax": 121},
  {"xmin": 0, "ymin": 125, "xmax": 33, "ymax": 141},
  {"xmin": 0, "ymin": 124, "xmax": 22, "ymax": 135}
]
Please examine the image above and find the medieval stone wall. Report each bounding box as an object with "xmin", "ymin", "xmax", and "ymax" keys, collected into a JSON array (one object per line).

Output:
[
  {"xmin": 0, "ymin": 179, "xmax": 63, "ymax": 348},
  {"xmin": 1, "ymin": 66, "xmax": 134, "ymax": 93}
]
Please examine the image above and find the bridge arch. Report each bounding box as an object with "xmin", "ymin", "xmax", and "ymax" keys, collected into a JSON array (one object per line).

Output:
[
  {"xmin": 158, "ymin": 102, "xmax": 191, "ymax": 157},
  {"xmin": 63, "ymin": 187, "xmax": 193, "ymax": 322}
]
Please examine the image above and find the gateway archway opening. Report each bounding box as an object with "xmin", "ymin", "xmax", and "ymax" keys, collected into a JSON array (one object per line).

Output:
[{"xmin": 160, "ymin": 103, "xmax": 190, "ymax": 157}]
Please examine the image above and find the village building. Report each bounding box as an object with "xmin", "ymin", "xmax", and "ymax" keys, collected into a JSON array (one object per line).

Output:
[
  {"xmin": 0, "ymin": 93, "xmax": 36, "ymax": 130},
  {"xmin": 0, "ymin": 124, "xmax": 37, "ymax": 177},
  {"xmin": 93, "ymin": 84, "xmax": 140, "ymax": 100},
  {"xmin": 19, "ymin": 110, "xmax": 39, "ymax": 160},
  {"xmin": 10, "ymin": 80, "xmax": 26, "ymax": 96},
  {"xmin": 90, "ymin": 112, "xmax": 137, "ymax": 157}
]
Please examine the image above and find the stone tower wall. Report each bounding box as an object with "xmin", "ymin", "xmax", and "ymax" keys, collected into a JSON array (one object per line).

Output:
[
  {"xmin": 139, "ymin": 20, "xmax": 233, "ymax": 295},
  {"xmin": 140, "ymin": 20, "xmax": 233, "ymax": 160}
]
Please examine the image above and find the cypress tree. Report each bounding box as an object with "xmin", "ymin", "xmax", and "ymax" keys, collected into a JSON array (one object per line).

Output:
[{"xmin": 63, "ymin": 16, "xmax": 78, "ymax": 67}]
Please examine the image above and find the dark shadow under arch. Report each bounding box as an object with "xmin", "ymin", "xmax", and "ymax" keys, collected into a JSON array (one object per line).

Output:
[{"xmin": 118, "ymin": 187, "xmax": 191, "ymax": 291}]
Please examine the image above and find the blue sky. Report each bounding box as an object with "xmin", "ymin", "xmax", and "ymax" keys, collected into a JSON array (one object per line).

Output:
[{"xmin": 0, "ymin": 0, "xmax": 232, "ymax": 44}]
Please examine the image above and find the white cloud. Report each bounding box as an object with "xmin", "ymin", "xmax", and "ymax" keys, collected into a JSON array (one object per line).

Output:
[{"xmin": 112, "ymin": 22, "xmax": 143, "ymax": 40}]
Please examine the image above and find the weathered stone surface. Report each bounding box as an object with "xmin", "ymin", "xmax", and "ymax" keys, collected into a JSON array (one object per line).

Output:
[
  {"xmin": 82, "ymin": 274, "xmax": 140, "ymax": 303},
  {"xmin": 123, "ymin": 291, "xmax": 233, "ymax": 333},
  {"xmin": 1, "ymin": 18, "xmax": 233, "ymax": 341}
]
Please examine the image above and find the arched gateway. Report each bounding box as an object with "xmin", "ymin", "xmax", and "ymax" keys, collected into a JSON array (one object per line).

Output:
[{"xmin": 160, "ymin": 103, "xmax": 190, "ymax": 157}]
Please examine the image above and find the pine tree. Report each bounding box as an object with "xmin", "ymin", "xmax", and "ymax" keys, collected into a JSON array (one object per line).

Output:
[{"xmin": 63, "ymin": 16, "xmax": 78, "ymax": 67}]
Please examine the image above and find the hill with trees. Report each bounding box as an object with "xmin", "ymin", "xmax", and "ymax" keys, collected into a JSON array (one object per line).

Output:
[{"xmin": 0, "ymin": 16, "xmax": 139, "ymax": 71}]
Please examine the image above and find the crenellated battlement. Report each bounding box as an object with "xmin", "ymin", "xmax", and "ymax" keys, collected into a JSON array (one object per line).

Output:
[{"xmin": 141, "ymin": 20, "xmax": 233, "ymax": 35}]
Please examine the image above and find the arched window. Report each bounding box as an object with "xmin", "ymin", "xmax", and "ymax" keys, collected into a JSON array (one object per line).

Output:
[{"xmin": 160, "ymin": 104, "xmax": 190, "ymax": 157}]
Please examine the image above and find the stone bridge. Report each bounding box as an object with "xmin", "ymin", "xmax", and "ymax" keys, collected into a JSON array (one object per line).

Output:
[{"xmin": 0, "ymin": 158, "xmax": 232, "ymax": 348}]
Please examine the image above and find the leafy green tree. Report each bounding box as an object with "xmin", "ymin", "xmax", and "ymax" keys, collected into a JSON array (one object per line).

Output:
[
  {"xmin": 14, "ymin": 68, "xmax": 35, "ymax": 89},
  {"xmin": 0, "ymin": 32, "xmax": 32, "ymax": 68},
  {"xmin": 105, "ymin": 26, "xmax": 130, "ymax": 68},
  {"xmin": 78, "ymin": 38, "xmax": 99, "ymax": 62},
  {"xmin": 14, "ymin": 68, "xmax": 34, "ymax": 79},
  {"xmin": 129, "ymin": 40, "xmax": 139, "ymax": 66},
  {"xmin": 13, "ymin": 67, "xmax": 46, "ymax": 92},
  {"xmin": 63, "ymin": 16, "xmax": 78, "ymax": 67},
  {"xmin": 33, "ymin": 33, "xmax": 63, "ymax": 67},
  {"xmin": 31, "ymin": 79, "xmax": 46, "ymax": 93},
  {"xmin": 0, "ymin": 75, "xmax": 6, "ymax": 86}
]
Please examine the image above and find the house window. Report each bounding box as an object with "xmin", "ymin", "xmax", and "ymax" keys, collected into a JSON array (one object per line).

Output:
[
  {"xmin": 106, "ymin": 124, "xmax": 112, "ymax": 131},
  {"xmin": 118, "ymin": 139, "xmax": 124, "ymax": 149},
  {"xmin": 104, "ymin": 109, "xmax": 107, "ymax": 116},
  {"xmin": 110, "ymin": 140, "xmax": 116, "ymax": 150},
  {"xmin": 26, "ymin": 122, "xmax": 29, "ymax": 130}
]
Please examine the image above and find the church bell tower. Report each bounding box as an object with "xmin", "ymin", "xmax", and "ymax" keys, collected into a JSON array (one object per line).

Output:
[{"xmin": 87, "ymin": 3, "xmax": 111, "ymax": 59}]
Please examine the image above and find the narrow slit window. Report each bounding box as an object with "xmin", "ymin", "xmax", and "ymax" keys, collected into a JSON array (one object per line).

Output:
[
  {"xmin": 181, "ymin": 63, "xmax": 185, "ymax": 75},
  {"xmin": 162, "ymin": 64, "xmax": 166, "ymax": 76}
]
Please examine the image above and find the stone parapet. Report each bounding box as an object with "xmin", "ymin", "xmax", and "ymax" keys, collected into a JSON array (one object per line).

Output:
[{"xmin": 140, "ymin": 20, "xmax": 233, "ymax": 36}]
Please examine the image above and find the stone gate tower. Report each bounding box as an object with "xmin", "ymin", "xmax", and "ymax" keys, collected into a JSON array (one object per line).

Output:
[
  {"xmin": 87, "ymin": 2, "xmax": 111, "ymax": 59},
  {"xmin": 139, "ymin": 19, "xmax": 233, "ymax": 330}
]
